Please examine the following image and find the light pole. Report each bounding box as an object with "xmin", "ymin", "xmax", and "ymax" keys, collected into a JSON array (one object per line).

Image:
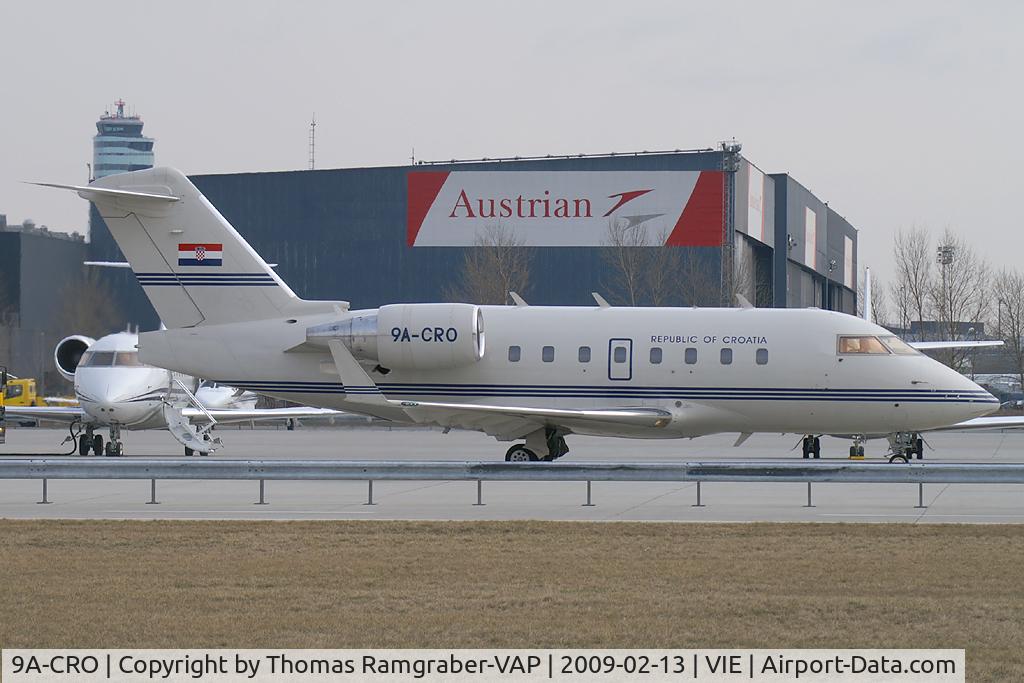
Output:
[
  {"xmin": 967, "ymin": 326, "xmax": 976, "ymax": 380},
  {"xmin": 936, "ymin": 245, "xmax": 955, "ymax": 360}
]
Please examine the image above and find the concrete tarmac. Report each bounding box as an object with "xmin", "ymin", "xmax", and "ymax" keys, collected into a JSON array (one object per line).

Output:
[{"xmin": 1, "ymin": 426, "xmax": 1022, "ymax": 523}]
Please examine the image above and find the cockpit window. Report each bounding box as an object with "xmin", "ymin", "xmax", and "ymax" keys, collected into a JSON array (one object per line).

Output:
[
  {"xmin": 880, "ymin": 335, "xmax": 919, "ymax": 355},
  {"xmin": 80, "ymin": 351, "xmax": 116, "ymax": 367},
  {"xmin": 114, "ymin": 351, "xmax": 144, "ymax": 367},
  {"xmin": 837, "ymin": 336, "xmax": 890, "ymax": 355}
]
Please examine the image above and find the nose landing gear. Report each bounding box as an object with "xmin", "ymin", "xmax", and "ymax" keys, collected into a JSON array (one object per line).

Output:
[{"xmin": 103, "ymin": 424, "xmax": 124, "ymax": 457}]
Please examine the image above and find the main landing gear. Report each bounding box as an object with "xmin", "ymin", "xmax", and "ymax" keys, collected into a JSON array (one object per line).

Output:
[
  {"xmin": 887, "ymin": 432, "xmax": 924, "ymax": 464},
  {"xmin": 505, "ymin": 427, "xmax": 570, "ymax": 462},
  {"xmin": 801, "ymin": 435, "xmax": 821, "ymax": 459},
  {"xmin": 77, "ymin": 426, "xmax": 105, "ymax": 456},
  {"xmin": 849, "ymin": 435, "xmax": 866, "ymax": 459}
]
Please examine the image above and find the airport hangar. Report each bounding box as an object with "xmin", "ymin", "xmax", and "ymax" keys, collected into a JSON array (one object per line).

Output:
[{"xmin": 87, "ymin": 146, "xmax": 858, "ymax": 331}]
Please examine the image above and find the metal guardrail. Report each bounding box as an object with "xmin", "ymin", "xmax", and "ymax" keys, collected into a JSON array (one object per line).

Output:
[
  {"xmin": 3, "ymin": 459, "xmax": 1023, "ymax": 508},
  {"xmin": 1, "ymin": 459, "xmax": 1024, "ymax": 483}
]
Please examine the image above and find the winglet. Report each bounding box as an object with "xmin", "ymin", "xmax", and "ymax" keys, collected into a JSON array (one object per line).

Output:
[
  {"xmin": 509, "ymin": 292, "xmax": 528, "ymax": 307},
  {"xmin": 592, "ymin": 292, "xmax": 611, "ymax": 308},
  {"xmin": 735, "ymin": 294, "xmax": 754, "ymax": 309}
]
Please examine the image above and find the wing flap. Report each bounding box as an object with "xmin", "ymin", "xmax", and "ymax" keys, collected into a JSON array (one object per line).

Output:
[{"xmin": 398, "ymin": 400, "xmax": 672, "ymax": 438}]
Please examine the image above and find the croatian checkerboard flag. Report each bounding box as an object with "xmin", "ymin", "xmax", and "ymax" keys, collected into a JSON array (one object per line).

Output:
[{"xmin": 178, "ymin": 243, "xmax": 223, "ymax": 266}]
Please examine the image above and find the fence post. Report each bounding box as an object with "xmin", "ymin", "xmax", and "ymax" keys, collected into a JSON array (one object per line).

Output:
[
  {"xmin": 146, "ymin": 478, "xmax": 159, "ymax": 505},
  {"xmin": 364, "ymin": 480, "xmax": 376, "ymax": 506},
  {"xmin": 37, "ymin": 478, "xmax": 51, "ymax": 505},
  {"xmin": 255, "ymin": 479, "xmax": 267, "ymax": 505},
  {"xmin": 472, "ymin": 480, "xmax": 485, "ymax": 506},
  {"xmin": 914, "ymin": 482, "xmax": 927, "ymax": 509},
  {"xmin": 582, "ymin": 480, "xmax": 595, "ymax": 507},
  {"xmin": 803, "ymin": 482, "xmax": 815, "ymax": 508},
  {"xmin": 692, "ymin": 481, "xmax": 705, "ymax": 507}
]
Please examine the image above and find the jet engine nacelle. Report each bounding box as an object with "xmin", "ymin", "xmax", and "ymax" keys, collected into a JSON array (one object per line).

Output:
[
  {"xmin": 307, "ymin": 303, "xmax": 485, "ymax": 370},
  {"xmin": 54, "ymin": 335, "xmax": 95, "ymax": 381}
]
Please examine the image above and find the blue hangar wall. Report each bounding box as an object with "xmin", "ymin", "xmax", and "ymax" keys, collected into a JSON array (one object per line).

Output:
[
  {"xmin": 190, "ymin": 152, "xmax": 729, "ymax": 312},
  {"xmin": 88, "ymin": 150, "xmax": 857, "ymax": 329}
]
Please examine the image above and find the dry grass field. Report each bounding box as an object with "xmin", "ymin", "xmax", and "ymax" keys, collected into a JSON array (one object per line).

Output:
[{"xmin": 0, "ymin": 521, "xmax": 1021, "ymax": 681}]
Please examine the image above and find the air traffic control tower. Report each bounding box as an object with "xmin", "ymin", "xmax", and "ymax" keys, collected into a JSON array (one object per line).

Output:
[
  {"xmin": 89, "ymin": 100, "xmax": 160, "ymax": 329},
  {"xmin": 92, "ymin": 99, "xmax": 154, "ymax": 179}
]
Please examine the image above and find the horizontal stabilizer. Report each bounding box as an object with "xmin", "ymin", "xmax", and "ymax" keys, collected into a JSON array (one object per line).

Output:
[
  {"xmin": 28, "ymin": 181, "xmax": 179, "ymax": 203},
  {"xmin": 84, "ymin": 261, "xmax": 132, "ymax": 269}
]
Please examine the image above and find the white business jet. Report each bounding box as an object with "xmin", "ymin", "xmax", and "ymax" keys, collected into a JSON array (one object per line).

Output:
[
  {"xmin": 3, "ymin": 330, "xmax": 350, "ymax": 456},
  {"xmin": 35, "ymin": 168, "xmax": 1010, "ymax": 463}
]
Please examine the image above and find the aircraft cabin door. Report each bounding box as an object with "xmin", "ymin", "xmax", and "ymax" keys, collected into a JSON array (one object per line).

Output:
[{"xmin": 608, "ymin": 338, "xmax": 633, "ymax": 381}]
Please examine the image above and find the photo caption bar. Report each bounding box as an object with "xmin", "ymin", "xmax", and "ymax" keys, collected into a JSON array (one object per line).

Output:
[{"xmin": 2, "ymin": 648, "xmax": 964, "ymax": 682}]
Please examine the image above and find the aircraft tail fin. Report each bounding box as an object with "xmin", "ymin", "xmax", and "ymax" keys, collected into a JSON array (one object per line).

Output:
[{"xmin": 40, "ymin": 168, "xmax": 344, "ymax": 328}]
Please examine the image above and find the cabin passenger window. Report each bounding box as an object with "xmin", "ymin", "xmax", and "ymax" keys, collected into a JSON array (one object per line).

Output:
[
  {"xmin": 508, "ymin": 346, "xmax": 521, "ymax": 362},
  {"xmin": 649, "ymin": 347, "xmax": 663, "ymax": 364},
  {"xmin": 542, "ymin": 346, "xmax": 555, "ymax": 362},
  {"xmin": 756, "ymin": 348, "xmax": 768, "ymax": 365},
  {"xmin": 578, "ymin": 346, "xmax": 591, "ymax": 363},
  {"xmin": 684, "ymin": 348, "xmax": 697, "ymax": 365},
  {"xmin": 720, "ymin": 348, "xmax": 733, "ymax": 365},
  {"xmin": 837, "ymin": 336, "xmax": 890, "ymax": 355},
  {"xmin": 613, "ymin": 347, "xmax": 627, "ymax": 363}
]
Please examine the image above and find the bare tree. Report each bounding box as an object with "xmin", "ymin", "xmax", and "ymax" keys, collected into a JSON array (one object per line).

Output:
[
  {"xmin": 929, "ymin": 228, "xmax": 991, "ymax": 370},
  {"xmin": 993, "ymin": 269, "xmax": 1024, "ymax": 388},
  {"xmin": 445, "ymin": 225, "xmax": 533, "ymax": 305},
  {"xmin": 857, "ymin": 269, "xmax": 890, "ymax": 326},
  {"xmin": 676, "ymin": 248, "xmax": 720, "ymax": 307},
  {"xmin": 54, "ymin": 268, "xmax": 122, "ymax": 338},
  {"xmin": 602, "ymin": 222, "xmax": 725, "ymax": 307},
  {"xmin": 892, "ymin": 227, "xmax": 935, "ymax": 338},
  {"xmin": 888, "ymin": 279, "xmax": 913, "ymax": 333},
  {"xmin": 601, "ymin": 220, "xmax": 650, "ymax": 306}
]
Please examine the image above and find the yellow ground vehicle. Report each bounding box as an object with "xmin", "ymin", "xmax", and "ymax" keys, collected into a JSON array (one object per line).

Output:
[
  {"xmin": 1, "ymin": 366, "xmax": 7, "ymax": 444},
  {"xmin": 4, "ymin": 377, "xmax": 47, "ymax": 407}
]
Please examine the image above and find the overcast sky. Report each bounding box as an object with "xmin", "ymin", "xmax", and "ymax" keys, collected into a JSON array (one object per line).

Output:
[{"xmin": 2, "ymin": 1, "xmax": 1021, "ymax": 288}]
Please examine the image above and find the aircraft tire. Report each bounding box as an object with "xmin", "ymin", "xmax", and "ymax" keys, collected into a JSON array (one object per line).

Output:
[
  {"xmin": 889, "ymin": 454, "xmax": 908, "ymax": 464},
  {"xmin": 184, "ymin": 447, "xmax": 194, "ymax": 457},
  {"xmin": 92, "ymin": 435, "xmax": 103, "ymax": 456},
  {"xmin": 914, "ymin": 438, "xmax": 924, "ymax": 459},
  {"xmin": 78, "ymin": 435, "xmax": 90, "ymax": 457},
  {"xmin": 505, "ymin": 445, "xmax": 538, "ymax": 462}
]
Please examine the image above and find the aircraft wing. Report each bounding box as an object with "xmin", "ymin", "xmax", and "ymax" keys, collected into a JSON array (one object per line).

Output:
[
  {"xmin": 324, "ymin": 338, "xmax": 672, "ymax": 439},
  {"xmin": 396, "ymin": 400, "xmax": 672, "ymax": 439},
  {"xmin": 182, "ymin": 407, "xmax": 369, "ymax": 424},
  {"xmin": 930, "ymin": 415, "xmax": 1024, "ymax": 431},
  {"xmin": 910, "ymin": 340, "xmax": 1004, "ymax": 350},
  {"xmin": 2, "ymin": 406, "xmax": 84, "ymax": 424}
]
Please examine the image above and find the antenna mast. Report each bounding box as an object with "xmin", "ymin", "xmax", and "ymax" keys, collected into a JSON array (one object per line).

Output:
[{"xmin": 308, "ymin": 114, "xmax": 316, "ymax": 170}]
